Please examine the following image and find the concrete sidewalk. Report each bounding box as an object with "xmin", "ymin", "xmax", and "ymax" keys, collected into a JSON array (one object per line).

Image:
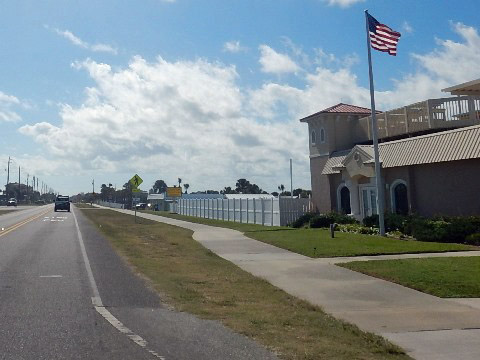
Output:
[{"xmin": 102, "ymin": 207, "xmax": 480, "ymax": 360}]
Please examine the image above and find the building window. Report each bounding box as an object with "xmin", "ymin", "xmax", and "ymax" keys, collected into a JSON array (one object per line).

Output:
[
  {"xmin": 320, "ymin": 128, "xmax": 326, "ymax": 143},
  {"xmin": 337, "ymin": 185, "xmax": 351, "ymax": 214},
  {"xmin": 391, "ymin": 180, "xmax": 409, "ymax": 215},
  {"xmin": 311, "ymin": 130, "xmax": 316, "ymax": 145}
]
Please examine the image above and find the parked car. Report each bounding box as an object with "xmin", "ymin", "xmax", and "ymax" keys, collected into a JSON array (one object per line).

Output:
[
  {"xmin": 135, "ymin": 203, "xmax": 147, "ymax": 210},
  {"xmin": 7, "ymin": 198, "xmax": 17, "ymax": 207},
  {"xmin": 54, "ymin": 195, "xmax": 70, "ymax": 212}
]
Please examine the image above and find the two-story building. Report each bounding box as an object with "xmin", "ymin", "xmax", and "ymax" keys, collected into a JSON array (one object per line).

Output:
[{"xmin": 300, "ymin": 79, "xmax": 480, "ymax": 220}]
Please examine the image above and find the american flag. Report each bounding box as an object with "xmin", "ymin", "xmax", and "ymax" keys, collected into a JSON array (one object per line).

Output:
[{"xmin": 367, "ymin": 13, "xmax": 401, "ymax": 56}]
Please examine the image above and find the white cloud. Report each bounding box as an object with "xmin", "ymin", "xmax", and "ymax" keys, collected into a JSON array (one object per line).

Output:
[
  {"xmin": 251, "ymin": 22, "xmax": 480, "ymax": 116},
  {"xmin": 19, "ymin": 22, "xmax": 480, "ymax": 192},
  {"xmin": 258, "ymin": 45, "xmax": 300, "ymax": 74},
  {"xmin": 20, "ymin": 56, "xmax": 310, "ymax": 191},
  {"xmin": 223, "ymin": 40, "xmax": 247, "ymax": 53},
  {"xmin": 323, "ymin": 0, "xmax": 365, "ymax": 8},
  {"xmin": 402, "ymin": 21, "xmax": 414, "ymax": 34},
  {"xmin": 0, "ymin": 91, "xmax": 23, "ymax": 122},
  {"xmin": 52, "ymin": 27, "xmax": 118, "ymax": 55},
  {"xmin": 411, "ymin": 22, "xmax": 480, "ymax": 85}
]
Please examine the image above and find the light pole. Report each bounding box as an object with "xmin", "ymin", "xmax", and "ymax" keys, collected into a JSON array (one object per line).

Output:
[{"xmin": 6, "ymin": 156, "xmax": 12, "ymax": 198}]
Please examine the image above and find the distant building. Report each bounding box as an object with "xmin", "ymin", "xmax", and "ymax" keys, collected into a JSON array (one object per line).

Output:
[{"xmin": 300, "ymin": 80, "xmax": 480, "ymax": 219}]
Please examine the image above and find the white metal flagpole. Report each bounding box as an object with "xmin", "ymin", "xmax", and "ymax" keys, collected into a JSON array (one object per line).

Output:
[{"xmin": 365, "ymin": 10, "xmax": 386, "ymax": 236}]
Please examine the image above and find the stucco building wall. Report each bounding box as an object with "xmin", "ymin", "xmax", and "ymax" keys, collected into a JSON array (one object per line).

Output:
[
  {"xmin": 411, "ymin": 159, "xmax": 480, "ymax": 217},
  {"xmin": 309, "ymin": 156, "xmax": 331, "ymax": 213}
]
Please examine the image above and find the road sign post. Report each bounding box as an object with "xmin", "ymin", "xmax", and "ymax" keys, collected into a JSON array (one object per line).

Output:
[{"xmin": 129, "ymin": 174, "xmax": 143, "ymax": 223}]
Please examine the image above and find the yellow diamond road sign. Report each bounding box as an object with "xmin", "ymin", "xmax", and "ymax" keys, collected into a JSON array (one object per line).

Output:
[{"xmin": 129, "ymin": 174, "xmax": 143, "ymax": 188}]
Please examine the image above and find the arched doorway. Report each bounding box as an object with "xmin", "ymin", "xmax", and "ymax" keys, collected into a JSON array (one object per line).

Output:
[
  {"xmin": 339, "ymin": 186, "xmax": 351, "ymax": 214},
  {"xmin": 392, "ymin": 182, "xmax": 408, "ymax": 215}
]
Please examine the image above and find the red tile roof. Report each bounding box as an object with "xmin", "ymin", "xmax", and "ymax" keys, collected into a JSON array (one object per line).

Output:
[
  {"xmin": 321, "ymin": 103, "xmax": 373, "ymax": 114},
  {"xmin": 300, "ymin": 103, "xmax": 380, "ymax": 122}
]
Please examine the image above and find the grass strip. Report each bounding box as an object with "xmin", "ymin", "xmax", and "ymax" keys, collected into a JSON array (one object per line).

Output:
[
  {"xmin": 74, "ymin": 203, "xmax": 96, "ymax": 208},
  {"xmin": 142, "ymin": 211, "xmax": 475, "ymax": 257},
  {"xmin": 81, "ymin": 207, "xmax": 409, "ymax": 359},
  {"xmin": 0, "ymin": 210, "xmax": 17, "ymax": 215},
  {"xmin": 340, "ymin": 256, "xmax": 480, "ymax": 298}
]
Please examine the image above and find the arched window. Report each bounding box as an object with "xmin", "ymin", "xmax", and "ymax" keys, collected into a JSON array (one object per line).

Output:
[
  {"xmin": 391, "ymin": 180, "xmax": 409, "ymax": 215},
  {"xmin": 320, "ymin": 128, "xmax": 326, "ymax": 143},
  {"xmin": 337, "ymin": 185, "xmax": 351, "ymax": 214},
  {"xmin": 311, "ymin": 130, "xmax": 316, "ymax": 144}
]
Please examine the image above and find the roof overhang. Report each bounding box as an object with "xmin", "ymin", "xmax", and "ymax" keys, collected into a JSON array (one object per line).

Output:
[{"xmin": 442, "ymin": 78, "xmax": 480, "ymax": 95}]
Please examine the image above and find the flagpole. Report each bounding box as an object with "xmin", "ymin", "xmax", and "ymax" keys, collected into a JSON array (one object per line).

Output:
[{"xmin": 365, "ymin": 10, "xmax": 386, "ymax": 236}]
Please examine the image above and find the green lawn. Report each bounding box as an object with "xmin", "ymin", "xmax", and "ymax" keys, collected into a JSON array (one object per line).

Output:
[
  {"xmin": 248, "ymin": 228, "xmax": 475, "ymax": 258},
  {"xmin": 340, "ymin": 257, "xmax": 480, "ymax": 298},
  {"xmin": 141, "ymin": 211, "xmax": 476, "ymax": 257},
  {"xmin": 81, "ymin": 208, "xmax": 409, "ymax": 360}
]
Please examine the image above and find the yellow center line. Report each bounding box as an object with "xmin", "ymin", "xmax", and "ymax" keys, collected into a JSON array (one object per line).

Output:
[{"xmin": 0, "ymin": 208, "xmax": 53, "ymax": 238}]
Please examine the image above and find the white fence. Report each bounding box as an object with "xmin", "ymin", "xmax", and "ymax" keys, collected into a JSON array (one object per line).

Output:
[
  {"xmin": 177, "ymin": 197, "xmax": 312, "ymax": 226},
  {"xmin": 98, "ymin": 201, "xmax": 125, "ymax": 209}
]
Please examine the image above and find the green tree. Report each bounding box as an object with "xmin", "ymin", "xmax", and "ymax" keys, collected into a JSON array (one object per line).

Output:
[
  {"xmin": 235, "ymin": 178, "xmax": 264, "ymax": 194},
  {"xmin": 183, "ymin": 183, "xmax": 189, "ymax": 193},
  {"xmin": 221, "ymin": 186, "xmax": 237, "ymax": 194},
  {"xmin": 152, "ymin": 179, "xmax": 168, "ymax": 194}
]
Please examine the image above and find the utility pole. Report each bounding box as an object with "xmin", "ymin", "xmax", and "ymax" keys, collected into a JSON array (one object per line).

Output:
[
  {"xmin": 6, "ymin": 156, "xmax": 12, "ymax": 197},
  {"xmin": 27, "ymin": 174, "xmax": 29, "ymax": 202},
  {"xmin": 290, "ymin": 158, "xmax": 293, "ymax": 199},
  {"xmin": 18, "ymin": 166, "xmax": 20, "ymax": 199}
]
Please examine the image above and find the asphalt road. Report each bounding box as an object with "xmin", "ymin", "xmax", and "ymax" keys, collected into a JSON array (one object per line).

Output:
[{"xmin": 0, "ymin": 205, "xmax": 277, "ymax": 360}]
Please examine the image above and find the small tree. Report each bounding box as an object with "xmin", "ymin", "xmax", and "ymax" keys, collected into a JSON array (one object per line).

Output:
[
  {"xmin": 183, "ymin": 183, "xmax": 189, "ymax": 194},
  {"xmin": 153, "ymin": 179, "xmax": 167, "ymax": 194}
]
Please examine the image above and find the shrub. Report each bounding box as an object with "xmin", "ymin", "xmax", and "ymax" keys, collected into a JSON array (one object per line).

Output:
[
  {"xmin": 291, "ymin": 212, "xmax": 316, "ymax": 228},
  {"xmin": 309, "ymin": 215, "xmax": 333, "ymax": 228},
  {"xmin": 362, "ymin": 214, "xmax": 378, "ymax": 228},
  {"xmin": 410, "ymin": 216, "xmax": 480, "ymax": 243},
  {"xmin": 362, "ymin": 213, "xmax": 415, "ymax": 233},
  {"xmin": 329, "ymin": 212, "xmax": 359, "ymax": 225},
  {"xmin": 465, "ymin": 233, "xmax": 480, "ymax": 246},
  {"xmin": 337, "ymin": 223, "xmax": 379, "ymax": 235},
  {"xmin": 410, "ymin": 219, "xmax": 448, "ymax": 242},
  {"xmin": 309, "ymin": 212, "xmax": 358, "ymax": 228}
]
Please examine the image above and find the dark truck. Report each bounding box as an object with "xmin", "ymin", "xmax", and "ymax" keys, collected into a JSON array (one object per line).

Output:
[{"xmin": 54, "ymin": 195, "xmax": 70, "ymax": 212}]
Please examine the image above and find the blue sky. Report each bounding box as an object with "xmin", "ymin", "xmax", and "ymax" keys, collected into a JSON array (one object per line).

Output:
[{"xmin": 1, "ymin": 0, "xmax": 479, "ymax": 195}]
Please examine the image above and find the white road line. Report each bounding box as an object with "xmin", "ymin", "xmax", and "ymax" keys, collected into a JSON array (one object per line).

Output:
[
  {"xmin": 40, "ymin": 275, "xmax": 63, "ymax": 278},
  {"xmin": 72, "ymin": 208, "xmax": 165, "ymax": 359}
]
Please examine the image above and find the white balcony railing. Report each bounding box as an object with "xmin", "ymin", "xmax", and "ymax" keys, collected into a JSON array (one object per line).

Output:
[{"xmin": 358, "ymin": 95, "xmax": 480, "ymax": 140}]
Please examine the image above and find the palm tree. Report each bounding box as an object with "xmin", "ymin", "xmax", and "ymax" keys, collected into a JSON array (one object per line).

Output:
[
  {"xmin": 278, "ymin": 184, "xmax": 285, "ymax": 196},
  {"xmin": 183, "ymin": 183, "xmax": 189, "ymax": 194},
  {"xmin": 178, "ymin": 177, "xmax": 182, "ymax": 188}
]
